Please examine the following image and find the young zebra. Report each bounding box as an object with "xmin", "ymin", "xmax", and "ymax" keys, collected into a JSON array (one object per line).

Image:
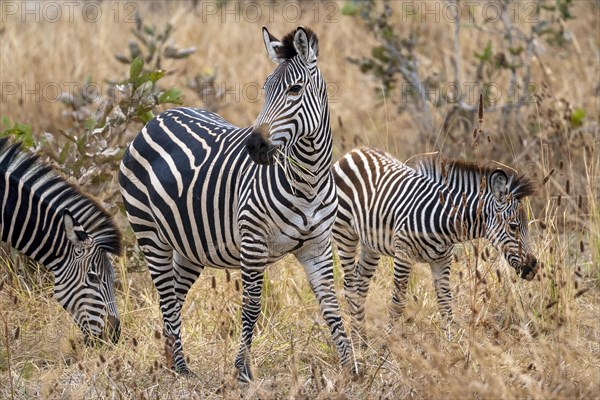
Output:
[
  {"xmin": 333, "ymin": 146, "xmax": 538, "ymax": 342},
  {"xmin": 0, "ymin": 138, "xmax": 122, "ymax": 344},
  {"xmin": 119, "ymin": 27, "xmax": 354, "ymax": 381}
]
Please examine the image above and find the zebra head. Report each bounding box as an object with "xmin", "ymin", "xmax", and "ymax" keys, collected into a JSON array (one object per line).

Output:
[
  {"xmin": 56, "ymin": 210, "xmax": 121, "ymax": 344},
  {"xmin": 485, "ymin": 170, "xmax": 538, "ymax": 281},
  {"xmin": 246, "ymin": 26, "xmax": 325, "ymax": 165}
]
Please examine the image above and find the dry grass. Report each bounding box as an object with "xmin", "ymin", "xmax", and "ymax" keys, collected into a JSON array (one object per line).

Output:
[{"xmin": 1, "ymin": 1, "xmax": 599, "ymax": 399}]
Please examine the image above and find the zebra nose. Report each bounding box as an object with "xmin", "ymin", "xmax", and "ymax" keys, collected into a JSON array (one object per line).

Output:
[
  {"xmin": 519, "ymin": 255, "xmax": 538, "ymax": 281},
  {"xmin": 105, "ymin": 315, "xmax": 121, "ymax": 344},
  {"xmin": 246, "ymin": 128, "xmax": 276, "ymax": 165}
]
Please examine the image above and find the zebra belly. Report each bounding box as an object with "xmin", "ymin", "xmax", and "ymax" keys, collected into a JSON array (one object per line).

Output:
[{"xmin": 359, "ymin": 226, "xmax": 397, "ymax": 257}]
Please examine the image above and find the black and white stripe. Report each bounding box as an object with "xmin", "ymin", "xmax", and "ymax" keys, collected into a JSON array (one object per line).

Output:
[
  {"xmin": 332, "ymin": 146, "xmax": 537, "ymax": 342},
  {"xmin": 119, "ymin": 27, "xmax": 354, "ymax": 381},
  {"xmin": 0, "ymin": 138, "xmax": 122, "ymax": 343}
]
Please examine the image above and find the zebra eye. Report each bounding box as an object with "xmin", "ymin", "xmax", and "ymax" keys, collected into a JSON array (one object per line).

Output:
[
  {"xmin": 508, "ymin": 222, "xmax": 519, "ymax": 231},
  {"xmin": 287, "ymin": 84, "xmax": 303, "ymax": 95},
  {"xmin": 88, "ymin": 271, "xmax": 100, "ymax": 284}
]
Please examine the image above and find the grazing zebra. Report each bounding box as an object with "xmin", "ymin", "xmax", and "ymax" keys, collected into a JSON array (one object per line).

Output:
[
  {"xmin": 119, "ymin": 26, "xmax": 354, "ymax": 381},
  {"xmin": 333, "ymin": 146, "xmax": 538, "ymax": 342},
  {"xmin": 0, "ymin": 138, "xmax": 122, "ymax": 344}
]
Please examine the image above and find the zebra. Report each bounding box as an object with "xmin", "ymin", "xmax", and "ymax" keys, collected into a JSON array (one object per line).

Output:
[
  {"xmin": 0, "ymin": 137, "xmax": 122, "ymax": 344},
  {"xmin": 118, "ymin": 26, "xmax": 354, "ymax": 381},
  {"xmin": 332, "ymin": 146, "xmax": 538, "ymax": 343}
]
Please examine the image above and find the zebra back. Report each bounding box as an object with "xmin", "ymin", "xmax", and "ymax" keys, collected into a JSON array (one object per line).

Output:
[{"xmin": 411, "ymin": 153, "xmax": 536, "ymax": 200}]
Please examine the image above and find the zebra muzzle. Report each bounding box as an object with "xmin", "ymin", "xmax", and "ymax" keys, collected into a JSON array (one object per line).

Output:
[
  {"xmin": 84, "ymin": 316, "xmax": 121, "ymax": 345},
  {"xmin": 519, "ymin": 255, "xmax": 539, "ymax": 281},
  {"xmin": 105, "ymin": 315, "xmax": 121, "ymax": 344},
  {"xmin": 246, "ymin": 128, "xmax": 277, "ymax": 165}
]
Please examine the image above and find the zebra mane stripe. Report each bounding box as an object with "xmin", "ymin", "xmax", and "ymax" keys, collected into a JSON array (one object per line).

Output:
[
  {"xmin": 0, "ymin": 137, "xmax": 123, "ymax": 256},
  {"xmin": 275, "ymin": 27, "xmax": 319, "ymax": 60},
  {"xmin": 412, "ymin": 154, "xmax": 536, "ymax": 199}
]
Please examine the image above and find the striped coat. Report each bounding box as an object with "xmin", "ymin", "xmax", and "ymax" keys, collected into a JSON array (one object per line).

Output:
[
  {"xmin": 119, "ymin": 27, "xmax": 354, "ymax": 381},
  {"xmin": 333, "ymin": 146, "xmax": 537, "ymax": 341},
  {"xmin": 1, "ymin": 138, "xmax": 122, "ymax": 343}
]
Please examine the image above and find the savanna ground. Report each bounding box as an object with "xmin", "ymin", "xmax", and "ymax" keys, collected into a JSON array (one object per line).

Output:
[{"xmin": 1, "ymin": 1, "xmax": 599, "ymax": 398}]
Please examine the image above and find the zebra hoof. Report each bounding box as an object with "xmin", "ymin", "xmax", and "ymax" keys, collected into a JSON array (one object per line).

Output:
[
  {"xmin": 236, "ymin": 364, "xmax": 254, "ymax": 384},
  {"xmin": 351, "ymin": 328, "xmax": 369, "ymax": 350},
  {"xmin": 348, "ymin": 362, "xmax": 362, "ymax": 381},
  {"xmin": 175, "ymin": 365, "xmax": 197, "ymax": 378},
  {"xmin": 352, "ymin": 335, "xmax": 369, "ymax": 350}
]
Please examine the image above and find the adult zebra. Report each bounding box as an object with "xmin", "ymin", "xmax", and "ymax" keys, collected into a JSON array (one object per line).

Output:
[
  {"xmin": 333, "ymin": 147, "xmax": 538, "ymax": 343},
  {"xmin": 119, "ymin": 26, "xmax": 354, "ymax": 381},
  {"xmin": 0, "ymin": 138, "xmax": 122, "ymax": 344}
]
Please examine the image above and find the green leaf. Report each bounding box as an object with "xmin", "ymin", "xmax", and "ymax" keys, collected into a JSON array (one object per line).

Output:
[
  {"xmin": 558, "ymin": 0, "xmax": 575, "ymax": 20},
  {"xmin": 508, "ymin": 46, "xmax": 524, "ymax": 56},
  {"xmin": 475, "ymin": 42, "xmax": 493, "ymax": 62},
  {"xmin": 382, "ymin": 26, "xmax": 395, "ymax": 41},
  {"xmin": 84, "ymin": 117, "xmax": 97, "ymax": 130},
  {"xmin": 145, "ymin": 70, "xmax": 165, "ymax": 84},
  {"xmin": 157, "ymin": 88, "xmax": 183, "ymax": 105},
  {"xmin": 130, "ymin": 57, "xmax": 144, "ymax": 81},
  {"xmin": 143, "ymin": 25, "xmax": 155, "ymax": 35},
  {"xmin": 570, "ymin": 108, "xmax": 586, "ymax": 127},
  {"xmin": 137, "ymin": 110, "xmax": 155, "ymax": 123},
  {"xmin": 19, "ymin": 361, "xmax": 35, "ymax": 380},
  {"xmin": 341, "ymin": 3, "xmax": 358, "ymax": 16},
  {"xmin": 76, "ymin": 134, "xmax": 87, "ymax": 153},
  {"xmin": 371, "ymin": 46, "xmax": 388, "ymax": 62},
  {"xmin": 0, "ymin": 120, "xmax": 35, "ymax": 148},
  {"xmin": 58, "ymin": 141, "xmax": 71, "ymax": 164},
  {"xmin": 132, "ymin": 70, "xmax": 164, "ymax": 88}
]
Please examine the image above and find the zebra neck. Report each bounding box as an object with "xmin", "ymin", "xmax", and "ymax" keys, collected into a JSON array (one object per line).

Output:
[
  {"xmin": 447, "ymin": 191, "xmax": 489, "ymax": 242},
  {"xmin": 281, "ymin": 128, "xmax": 332, "ymax": 193},
  {"xmin": 1, "ymin": 213, "xmax": 65, "ymax": 271}
]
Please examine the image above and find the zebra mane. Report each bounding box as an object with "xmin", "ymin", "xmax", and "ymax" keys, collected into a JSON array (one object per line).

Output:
[
  {"xmin": 275, "ymin": 27, "xmax": 319, "ymax": 60},
  {"xmin": 411, "ymin": 154, "xmax": 536, "ymax": 199},
  {"xmin": 0, "ymin": 138, "xmax": 123, "ymax": 256}
]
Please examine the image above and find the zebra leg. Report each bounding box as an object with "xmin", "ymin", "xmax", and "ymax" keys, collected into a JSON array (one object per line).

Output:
[
  {"xmin": 334, "ymin": 235, "xmax": 359, "ymax": 332},
  {"xmin": 430, "ymin": 255, "xmax": 453, "ymax": 320},
  {"xmin": 389, "ymin": 248, "xmax": 414, "ymax": 325},
  {"xmin": 348, "ymin": 247, "xmax": 380, "ymax": 348},
  {"xmin": 169, "ymin": 251, "xmax": 204, "ymax": 375},
  {"xmin": 295, "ymin": 239, "xmax": 356, "ymax": 375},
  {"xmin": 173, "ymin": 251, "xmax": 204, "ymax": 305},
  {"xmin": 234, "ymin": 256, "xmax": 266, "ymax": 383},
  {"xmin": 144, "ymin": 243, "xmax": 193, "ymax": 375}
]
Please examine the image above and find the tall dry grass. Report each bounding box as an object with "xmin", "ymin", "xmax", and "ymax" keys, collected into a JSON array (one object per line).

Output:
[{"xmin": 1, "ymin": 1, "xmax": 599, "ymax": 398}]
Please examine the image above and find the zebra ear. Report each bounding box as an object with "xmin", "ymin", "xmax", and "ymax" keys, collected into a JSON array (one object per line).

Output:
[
  {"xmin": 293, "ymin": 26, "xmax": 317, "ymax": 65},
  {"xmin": 63, "ymin": 210, "xmax": 89, "ymax": 244},
  {"xmin": 490, "ymin": 170, "xmax": 509, "ymax": 201},
  {"xmin": 262, "ymin": 26, "xmax": 283, "ymax": 64}
]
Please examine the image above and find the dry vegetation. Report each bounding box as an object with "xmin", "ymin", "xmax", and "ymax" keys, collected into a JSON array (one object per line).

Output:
[{"xmin": 1, "ymin": 1, "xmax": 599, "ymax": 399}]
